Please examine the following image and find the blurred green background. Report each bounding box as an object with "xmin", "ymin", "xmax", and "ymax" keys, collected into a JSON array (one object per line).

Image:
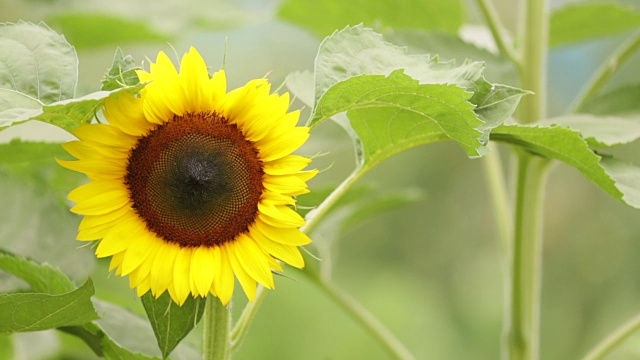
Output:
[{"xmin": 2, "ymin": 0, "xmax": 640, "ymax": 359}]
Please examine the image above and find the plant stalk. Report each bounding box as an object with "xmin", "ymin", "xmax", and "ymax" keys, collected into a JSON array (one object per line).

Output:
[
  {"xmin": 581, "ymin": 312, "xmax": 640, "ymax": 360},
  {"xmin": 203, "ymin": 296, "xmax": 231, "ymax": 360},
  {"xmin": 504, "ymin": 152, "xmax": 550, "ymax": 360},
  {"xmin": 475, "ymin": 0, "xmax": 521, "ymax": 67},
  {"xmin": 570, "ymin": 31, "xmax": 640, "ymax": 113},
  {"xmin": 314, "ymin": 277, "xmax": 415, "ymax": 360},
  {"xmin": 230, "ymin": 286, "xmax": 266, "ymax": 351}
]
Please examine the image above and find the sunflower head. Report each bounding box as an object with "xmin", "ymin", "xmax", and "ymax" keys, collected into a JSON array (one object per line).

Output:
[{"xmin": 58, "ymin": 47, "xmax": 316, "ymax": 305}]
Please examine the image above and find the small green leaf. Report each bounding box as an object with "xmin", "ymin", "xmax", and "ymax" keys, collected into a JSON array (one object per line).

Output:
[
  {"xmin": 102, "ymin": 48, "xmax": 141, "ymax": 91},
  {"xmin": 542, "ymin": 114, "xmax": 640, "ymax": 147},
  {"xmin": 491, "ymin": 124, "xmax": 640, "ymax": 208},
  {"xmin": 0, "ymin": 279, "xmax": 99, "ymax": 334},
  {"xmin": 141, "ymin": 292, "xmax": 206, "ymax": 359},
  {"xmin": 0, "ymin": 21, "xmax": 78, "ymax": 104},
  {"xmin": 550, "ymin": 3, "xmax": 640, "ymax": 47},
  {"xmin": 0, "ymin": 83, "xmax": 144, "ymax": 131},
  {"xmin": 278, "ymin": 0, "xmax": 463, "ymax": 36},
  {"xmin": 580, "ymin": 84, "xmax": 640, "ymax": 115},
  {"xmin": 0, "ymin": 252, "xmax": 75, "ymax": 295},
  {"xmin": 102, "ymin": 336, "xmax": 159, "ymax": 360},
  {"xmin": 46, "ymin": 13, "xmax": 169, "ymax": 50}
]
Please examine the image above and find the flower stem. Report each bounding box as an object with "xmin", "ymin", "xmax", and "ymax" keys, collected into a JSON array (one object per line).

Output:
[
  {"xmin": 203, "ymin": 296, "xmax": 231, "ymax": 360},
  {"xmin": 581, "ymin": 312, "xmax": 640, "ymax": 360},
  {"xmin": 313, "ymin": 277, "xmax": 415, "ymax": 360},
  {"xmin": 301, "ymin": 168, "xmax": 363, "ymax": 235},
  {"xmin": 504, "ymin": 152, "xmax": 551, "ymax": 360},
  {"xmin": 230, "ymin": 286, "xmax": 266, "ymax": 351},
  {"xmin": 474, "ymin": 0, "xmax": 521, "ymax": 68},
  {"xmin": 570, "ymin": 31, "xmax": 640, "ymax": 113}
]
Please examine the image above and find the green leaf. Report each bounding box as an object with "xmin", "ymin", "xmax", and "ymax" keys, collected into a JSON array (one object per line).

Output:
[
  {"xmin": 46, "ymin": 13, "xmax": 169, "ymax": 50},
  {"xmin": 94, "ymin": 299, "xmax": 200, "ymax": 359},
  {"xmin": 0, "ymin": 252, "xmax": 75, "ymax": 295},
  {"xmin": 277, "ymin": 0, "xmax": 463, "ymax": 37},
  {"xmin": 492, "ymin": 124, "xmax": 640, "ymax": 208},
  {"xmin": 542, "ymin": 114, "xmax": 640, "ymax": 147},
  {"xmin": 0, "ymin": 279, "xmax": 99, "ymax": 334},
  {"xmin": 141, "ymin": 292, "xmax": 206, "ymax": 359},
  {"xmin": 600, "ymin": 157, "xmax": 640, "ymax": 208},
  {"xmin": 102, "ymin": 48, "xmax": 141, "ymax": 91},
  {"xmin": 101, "ymin": 336, "xmax": 159, "ymax": 360},
  {"xmin": 314, "ymin": 70, "xmax": 483, "ymax": 161},
  {"xmin": 384, "ymin": 30, "xmax": 518, "ymax": 86},
  {"xmin": 0, "ymin": 89, "xmax": 41, "ymax": 112},
  {"xmin": 309, "ymin": 26, "xmax": 528, "ymax": 153},
  {"xmin": 580, "ymin": 84, "xmax": 640, "ymax": 115},
  {"xmin": 550, "ymin": 3, "xmax": 640, "ymax": 47},
  {"xmin": 0, "ymin": 21, "xmax": 78, "ymax": 104},
  {"xmin": 0, "ymin": 83, "xmax": 144, "ymax": 131}
]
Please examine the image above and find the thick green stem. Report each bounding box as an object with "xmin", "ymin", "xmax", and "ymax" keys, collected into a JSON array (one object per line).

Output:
[
  {"xmin": 314, "ymin": 278, "xmax": 415, "ymax": 360},
  {"xmin": 517, "ymin": 0, "xmax": 549, "ymax": 125},
  {"xmin": 570, "ymin": 31, "xmax": 640, "ymax": 113},
  {"xmin": 504, "ymin": 153, "xmax": 550, "ymax": 360},
  {"xmin": 581, "ymin": 312, "xmax": 640, "ymax": 360},
  {"xmin": 203, "ymin": 296, "xmax": 231, "ymax": 360}
]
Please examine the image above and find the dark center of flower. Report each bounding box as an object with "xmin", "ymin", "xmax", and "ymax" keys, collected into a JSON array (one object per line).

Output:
[{"xmin": 125, "ymin": 112, "xmax": 264, "ymax": 247}]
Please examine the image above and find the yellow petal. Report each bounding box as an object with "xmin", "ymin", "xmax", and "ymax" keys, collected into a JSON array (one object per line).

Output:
[
  {"xmin": 263, "ymin": 154, "xmax": 311, "ymax": 175},
  {"xmin": 120, "ymin": 230, "xmax": 158, "ymax": 276},
  {"xmin": 72, "ymin": 124, "xmax": 138, "ymax": 149},
  {"xmin": 213, "ymin": 246, "xmax": 234, "ymax": 305},
  {"xmin": 252, "ymin": 228, "xmax": 305, "ymax": 268},
  {"xmin": 103, "ymin": 92, "xmax": 152, "ymax": 137},
  {"xmin": 190, "ymin": 246, "xmax": 216, "ymax": 297},
  {"xmin": 150, "ymin": 242, "xmax": 179, "ymax": 297},
  {"xmin": 77, "ymin": 206, "xmax": 132, "ymax": 241},
  {"xmin": 258, "ymin": 127, "xmax": 310, "ymax": 162},
  {"xmin": 70, "ymin": 184, "xmax": 130, "ymax": 216},
  {"xmin": 234, "ymin": 234, "xmax": 274, "ymax": 289},
  {"xmin": 57, "ymin": 159, "xmax": 126, "ymax": 181},
  {"xmin": 173, "ymin": 247, "xmax": 194, "ymax": 305},
  {"xmin": 227, "ymin": 244, "xmax": 257, "ymax": 301},
  {"xmin": 109, "ymin": 251, "xmax": 126, "ymax": 272},
  {"xmin": 95, "ymin": 214, "xmax": 145, "ymax": 258},
  {"xmin": 252, "ymin": 218, "xmax": 311, "ymax": 246},
  {"xmin": 180, "ymin": 47, "xmax": 214, "ymax": 113},
  {"xmin": 257, "ymin": 203, "xmax": 305, "ymax": 227}
]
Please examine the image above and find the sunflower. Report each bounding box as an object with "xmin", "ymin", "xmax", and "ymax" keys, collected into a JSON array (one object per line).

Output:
[{"xmin": 58, "ymin": 47, "xmax": 316, "ymax": 305}]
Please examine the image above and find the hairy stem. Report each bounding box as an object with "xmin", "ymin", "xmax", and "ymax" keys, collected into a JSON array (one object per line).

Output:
[
  {"xmin": 203, "ymin": 296, "xmax": 231, "ymax": 360},
  {"xmin": 482, "ymin": 143, "xmax": 512, "ymax": 253}
]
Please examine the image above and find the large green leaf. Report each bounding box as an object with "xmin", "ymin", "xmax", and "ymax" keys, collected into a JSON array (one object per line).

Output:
[
  {"xmin": 277, "ymin": 0, "xmax": 463, "ymax": 37},
  {"xmin": 492, "ymin": 124, "xmax": 640, "ymax": 208},
  {"xmin": 309, "ymin": 26, "xmax": 528, "ymax": 143},
  {"xmin": 102, "ymin": 48, "xmax": 141, "ymax": 91},
  {"xmin": 101, "ymin": 336, "xmax": 159, "ymax": 360},
  {"xmin": 314, "ymin": 70, "xmax": 483, "ymax": 161},
  {"xmin": 0, "ymin": 279, "xmax": 99, "ymax": 334},
  {"xmin": 0, "ymin": 83, "xmax": 144, "ymax": 131},
  {"xmin": 0, "ymin": 21, "xmax": 78, "ymax": 104},
  {"xmin": 0, "ymin": 252, "xmax": 75, "ymax": 295},
  {"xmin": 385, "ymin": 30, "xmax": 519, "ymax": 86},
  {"xmin": 141, "ymin": 292, "xmax": 206, "ymax": 359},
  {"xmin": 580, "ymin": 84, "xmax": 640, "ymax": 115},
  {"xmin": 550, "ymin": 3, "xmax": 640, "ymax": 47},
  {"xmin": 542, "ymin": 114, "xmax": 640, "ymax": 147},
  {"xmin": 600, "ymin": 157, "xmax": 640, "ymax": 207},
  {"xmin": 46, "ymin": 13, "xmax": 169, "ymax": 50}
]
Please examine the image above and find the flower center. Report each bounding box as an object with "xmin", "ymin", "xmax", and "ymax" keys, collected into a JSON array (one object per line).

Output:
[{"xmin": 125, "ymin": 112, "xmax": 264, "ymax": 247}]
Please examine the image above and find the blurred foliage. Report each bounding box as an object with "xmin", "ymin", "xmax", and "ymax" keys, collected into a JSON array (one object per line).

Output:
[{"xmin": 1, "ymin": 0, "xmax": 640, "ymax": 359}]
